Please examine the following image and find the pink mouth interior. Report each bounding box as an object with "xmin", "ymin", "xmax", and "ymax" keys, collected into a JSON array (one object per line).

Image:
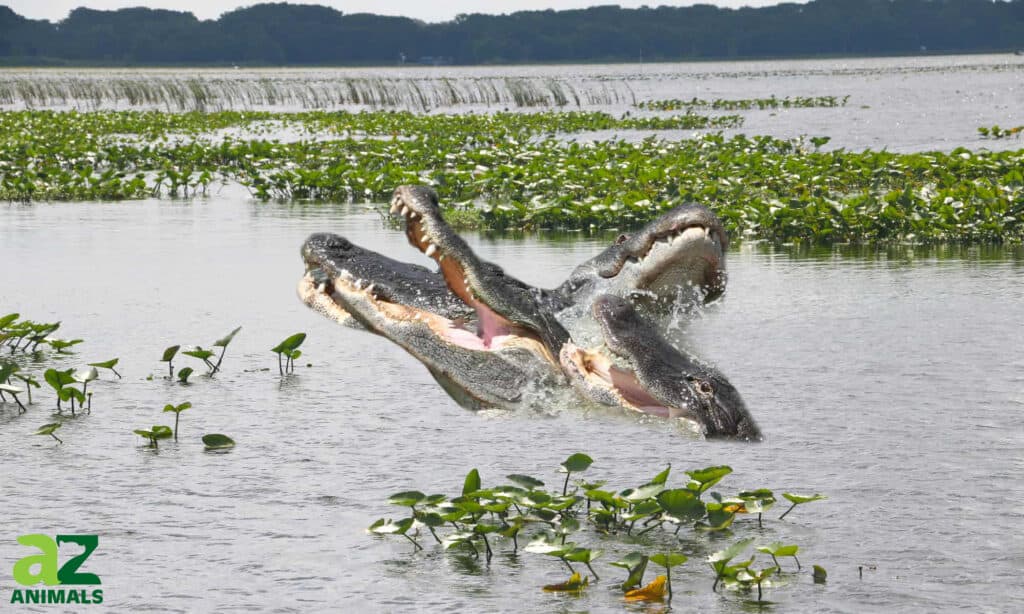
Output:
[{"xmin": 573, "ymin": 347, "xmax": 672, "ymax": 417}]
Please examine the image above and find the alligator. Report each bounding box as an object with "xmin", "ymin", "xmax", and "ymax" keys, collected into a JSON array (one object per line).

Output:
[
  {"xmin": 561, "ymin": 294, "xmax": 761, "ymax": 441},
  {"xmin": 299, "ymin": 185, "xmax": 749, "ymax": 429}
]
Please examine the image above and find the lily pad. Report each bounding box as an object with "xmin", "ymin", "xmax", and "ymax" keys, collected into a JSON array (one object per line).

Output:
[{"xmin": 201, "ymin": 433, "xmax": 235, "ymax": 449}]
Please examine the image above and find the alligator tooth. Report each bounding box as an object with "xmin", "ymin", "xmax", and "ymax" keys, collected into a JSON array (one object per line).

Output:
[
  {"xmin": 420, "ymin": 234, "xmax": 431, "ymax": 244},
  {"xmin": 354, "ymin": 279, "xmax": 364, "ymax": 289},
  {"xmin": 366, "ymin": 283, "xmax": 375, "ymax": 294},
  {"xmin": 316, "ymin": 283, "xmax": 327, "ymax": 293},
  {"xmin": 408, "ymin": 211, "xmax": 418, "ymax": 220},
  {"xmin": 400, "ymin": 205, "xmax": 409, "ymax": 217},
  {"xmin": 389, "ymin": 200, "xmax": 400, "ymax": 214},
  {"xmin": 437, "ymin": 253, "xmax": 445, "ymax": 262},
  {"xmin": 425, "ymin": 244, "xmax": 438, "ymax": 258}
]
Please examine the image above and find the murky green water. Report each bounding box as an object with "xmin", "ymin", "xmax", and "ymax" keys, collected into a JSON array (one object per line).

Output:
[{"xmin": 2, "ymin": 195, "xmax": 1022, "ymax": 612}]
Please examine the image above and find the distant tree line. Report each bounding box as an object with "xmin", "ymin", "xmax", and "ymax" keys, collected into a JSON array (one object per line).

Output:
[{"xmin": 1, "ymin": 0, "xmax": 1023, "ymax": 66}]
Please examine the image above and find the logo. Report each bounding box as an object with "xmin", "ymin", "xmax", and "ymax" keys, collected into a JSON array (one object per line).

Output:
[{"xmin": 9, "ymin": 534, "xmax": 103, "ymax": 605}]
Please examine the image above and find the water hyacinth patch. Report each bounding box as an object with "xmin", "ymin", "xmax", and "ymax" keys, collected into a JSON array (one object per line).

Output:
[
  {"xmin": 0, "ymin": 109, "xmax": 1020, "ymax": 242},
  {"xmin": 636, "ymin": 95, "xmax": 850, "ymax": 111}
]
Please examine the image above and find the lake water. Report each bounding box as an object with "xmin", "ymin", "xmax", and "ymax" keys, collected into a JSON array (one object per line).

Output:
[
  {"xmin": 2, "ymin": 54, "xmax": 1024, "ymax": 612},
  {"xmin": 2, "ymin": 194, "xmax": 1022, "ymax": 612}
]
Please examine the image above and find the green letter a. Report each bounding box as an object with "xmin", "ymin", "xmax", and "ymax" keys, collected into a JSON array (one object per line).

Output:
[{"xmin": 13, "ymin": 534, "xmax": 60, "ymax": 586}]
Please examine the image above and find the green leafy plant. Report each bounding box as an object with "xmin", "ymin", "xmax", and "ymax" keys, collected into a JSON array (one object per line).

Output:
[
  {"xmin": 272, "ymin": 333, "xmax": 306, "ymax": 375},
  {"xmin": 88, "ymin": 358, "xmax": 121, "ymax": 379},
  {"xmin": 210, "ymin": 326, "xmax": 242, "ymax": 374},
  {"xmin": 202, "ymin": 433, "xmax": 235, "ymax": 450},
  {"xmin": 365, "ymin": 455, "xmax": 825, "ymax": 602},
  {"xmin": 12, "ymin": 373, "xmax": 40, "ymax": 405},
  {"xmin": 48, "ymin": 339, "xmax": 83, "ymax": 353},
  {"xmin": 757, "ymin": 542, "xmax": 801, "ymax": 570},
  {"xmin": 163, "ymin": 402, "xmax": 192, "ymax": 441},
  {"xmin": 708, "ymin": 537, "xmax": 755, "ymax": 592},
  {"xmin": 134, "ymin": 425, "xmax": 173, "ymax": 448},
  {"xmin": 0, "ymin": 383, "xmax": 28, "ymax": 413},
  {"xmin": 182, "ymin": 347, "xmax": 216, "ymax": 373},
  {"xmin": 72, "ymin": 367, "xmax": 98, "ymax": 413},
  {"xmin": 35, "ymin": 422, "xmax": 63, "ymax": 444},
  {"xmin": 43, "ymin": 368, "xmax": 75, "ymax": 413},
  {"xmin": 779, "ymin": 492, "xmax": 827, "ymax": 519},
  {"xmin": 177, "ymin": 367, "xmax": 194, "ymax": 383},
  {"xmin": 610, "ymin": 552, "xmax": 649, "ymax": 591},
  {"xmin": 558, "ymin": 452, "xmax": 592, "ymax": 495},
  {"xmin": 650, "ymin": 553, "xmax": 687, "ymax": 602},
  {"xmin": 161, "ymin": 345, "xmax": 180, "ymax": 378}
]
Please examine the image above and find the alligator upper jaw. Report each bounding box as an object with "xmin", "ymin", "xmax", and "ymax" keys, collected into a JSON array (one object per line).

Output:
[
  {"xmin": 298, "ymin": 269, "xmax": 543, "ymax": 355},
  {"xmin": 559, "ymin": 342, "xmax": 703, "ymax": 428},
  {"xmin": 389, "ymin": 185, "xmax": 562, "ymax": 362},
  {"xmin": 596, "ymin": 205, "xmax": 727, "ymax": 301}
]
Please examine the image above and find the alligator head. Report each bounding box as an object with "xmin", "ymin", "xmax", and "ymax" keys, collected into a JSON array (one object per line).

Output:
[
  {"xmin": 389, "ymin": 185, "xmax": 570, "ymax": 363},
  {"xmin": 301, "ymin": 232, "xmax": 469, "ymax": 326},
  {"xmin": 560, "ymin": 294, "xmax": 761, "ymax": 441},
  {"xmin": 558, "ymin": 203, "xmax": 728, "ymax": 311},
  {"xmin": 299, "ymin": 238, "xmax": 562, "ymax": 410}
]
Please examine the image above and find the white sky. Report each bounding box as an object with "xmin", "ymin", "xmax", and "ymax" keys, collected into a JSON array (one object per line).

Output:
[{"xmin": 7, "ymin": 1, "xmax": 806, "ymax": 23}]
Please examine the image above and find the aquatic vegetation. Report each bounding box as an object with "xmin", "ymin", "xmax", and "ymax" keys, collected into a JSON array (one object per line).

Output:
[
  {"xmin": 12, "ymin": 373, "xmax": 40, "ymax": 405},
  {"xmin": 88, "ymin": 358, "xmax": 121, "ymax": 379},
  {"xmin": 43, "ymin": 368, "xmax": 76, "ymax": 413},
  {"xmin": 650, "ymin": 553, "xmax": 687, "ymax": 602},
  {"xmin": 779, "ymin": 492, "xmax": 827, "ymax": 519},
  {"xmin": 978, "ymin": 125, "xmax": 1023, "ymax": 139},
  {"xmin": 163, "ymin": 402, "xmax": 192, "ymax": 441},
  {"xmin": 0, "ymin": 383, "xmax": 28, "ymax": 413},
  {"xmin": 211, "ymin": 326, "xmax": 242, "ymax": 374},
  {"xmin": 1, "ymin": 109, "xmax": 1021, "ymax": 242},
  {"xmin": 34, "ymin": 422, "xmax": 63, "ymax": 444},
  {"xmin": 637, "ymin": 95, "xmax": 850, "ymax": 111},
  {"xmin": 177, "ymin": 367, "xmax": 194, "ymax": 384},
  {"xmin": 758, "ymin": 542, "xmax": 801, "ymax": 570},
  {"xmin": 624, "ymin": 575, "xmax": 667, "ymax": 602},
  {"xmin": 160, "ymin": 345, "xmax": 180, "ymax": 378},
  {"xmin": 367, "ymin": 453, "xmax": 826, "ymax": 603},
  {"xmin": 0, "ymin": 73, "xmax": 644, "ymax": 112},
  {"xmin": 272, "ymin": 333, "xmax": 306, "ymax": 375},
  {"xmin": 202, "ymin": 433, "xmax": 236, "ymax": 450},
  {"xmin": 134, "ymin": 425, "xmax": 174, "ymax": 448},
  {"xmin": 542, "ymin": 571, "xmax": 588, "ymax": 593},
  {"xmin": 182, "ymin": 347, "xmax": 216, "ymax": 373},
  {"xmin": 72, "ymin": 367, "xmax": 98, "ymax": 413}
]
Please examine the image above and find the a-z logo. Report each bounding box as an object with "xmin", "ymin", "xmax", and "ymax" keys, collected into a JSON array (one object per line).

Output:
[{"xmin": 9, "ymin": 534, "xmax": 104, "ymax": 605}]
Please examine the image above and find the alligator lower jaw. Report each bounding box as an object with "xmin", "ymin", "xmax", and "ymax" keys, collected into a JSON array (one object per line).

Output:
[
  {"xmin": 560, "ymin": 343, "xmax": 698, "ymax": 424},
  {"xmin": 298, "ymin": 271, "xmax": 547, "ymax": 356}
]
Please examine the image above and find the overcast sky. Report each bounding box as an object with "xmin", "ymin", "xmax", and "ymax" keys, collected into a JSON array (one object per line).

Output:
[{"xmin": 8, "ymin": 1, "xmax": 805, "ymax": 23}]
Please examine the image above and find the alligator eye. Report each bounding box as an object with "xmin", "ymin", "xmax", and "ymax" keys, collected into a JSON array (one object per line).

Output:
[
  {"xmin": 695, "ymin": 380, "xmax": 714, "ymax": 396},
  {"xmin": 615, "ymin": 234, "xmax": 629, "ymax": 245}
]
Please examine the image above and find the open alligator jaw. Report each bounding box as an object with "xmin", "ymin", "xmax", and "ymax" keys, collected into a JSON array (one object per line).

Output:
[
  {"xmin": 559, "ymin": 342, "xmax": 700, "ymax": 424},
  {"xmin": 598, "ymin": 204, "xmax": 727, "ymax": 282},
  {"xmin": 389, "ymin": 187, "xmax": 555, "ymax": 358},
  {"xmin": 298, "ymin": 267, "xmax": 545, "ymax": 355}
]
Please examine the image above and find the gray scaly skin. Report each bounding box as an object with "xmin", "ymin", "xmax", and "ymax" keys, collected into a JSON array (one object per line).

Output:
[{"xmin": 562, "ymin": 294, "xmax": 761, "ymax": 441}]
